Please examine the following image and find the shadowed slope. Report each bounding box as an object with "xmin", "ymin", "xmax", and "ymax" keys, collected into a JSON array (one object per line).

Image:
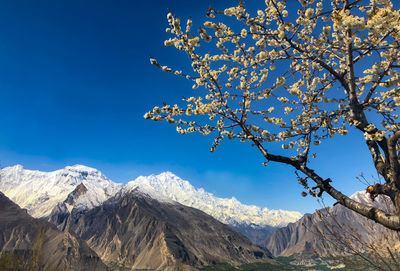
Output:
[
  {"xmin": 0, "ymin": 192, "xmax": 108, "ymax": 271},
  {"xmin": 52, "ymin": 190, "xmax": 271, "ymax": 270}
]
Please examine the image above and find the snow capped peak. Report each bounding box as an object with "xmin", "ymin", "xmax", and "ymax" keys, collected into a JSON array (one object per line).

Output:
[
  {"xmin": 156, "ymin": 171, "xmax": 177, "ymax": 179},
  {"xmin": 0, "ymin": 165, "xmax": 302, "ymax": 227},
  {"xmin": 122, "ymin": 176, "xmax": 175, "ymax": 203},
  {"xmin": 60, "ymin": 165, "xmax": 106, "ymax": 181},
  {"xmin": 127, "ymin": 172, "xmax": 302, "ymax": 227},
  {"xmin": 349, "ymin": 190, "xmax": 393, "ymax": 212},
  {"xmin": 64, "ymin": 164, "xmax": 100, "ymax": 174},
  {"xmin": 8, "ymin": 164, "xmax": 24, "ymax": 170},
  {"xmin": 0, "ymin": 165, "xmax": 122, "ymax": 218},
  {"xmin": 147, "ymin": 171, "xmax": 194, "ymax": 191},
  {"xmin": 350, "ymin": 191, "xmax": 369, "ymax": 202}
]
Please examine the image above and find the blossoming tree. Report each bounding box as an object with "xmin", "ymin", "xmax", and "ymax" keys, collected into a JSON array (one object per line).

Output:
[{"xmin": 145, "ymin": 0, "xmax": 400, "ymax": 230}]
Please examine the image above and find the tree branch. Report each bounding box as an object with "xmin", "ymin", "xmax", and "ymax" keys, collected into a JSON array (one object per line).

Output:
[
  {"xmin": 299, "ymin": 164, "xmax": 400, "ymax": 231},
  {"xmin": 388, "ymin": 131, "xmax": 400, "ymax": 187},
  {"xmin": 363, "ymin": 61, "xmax": 394, "ymax": 105},
  {"xmin": 251, "ymin": 136, "xmax": 400, "ymax": 231},
  {"xmin": 366, "ymin": 140, "xmax": 389, "ymax": 181}
]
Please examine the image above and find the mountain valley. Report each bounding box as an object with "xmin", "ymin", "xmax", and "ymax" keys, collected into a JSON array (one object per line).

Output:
[
  {"xmin": 1, "ymin": 164, "xmax": 396, "ymax": 270},
  {"xmin": 0, "ymin": 165, "xmax": 281, "ymax": 270},
  {"xmin": 0, "ymin": 165, "xmax": 301, "ymax": 244}
]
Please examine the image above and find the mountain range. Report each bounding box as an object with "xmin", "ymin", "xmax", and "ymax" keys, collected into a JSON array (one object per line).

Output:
[
  {"xmin": 2, "ymin": 164, "xmax": 395, "ymax": 270},
  {"xmin": 0, "ymin": 164, "xmax": 278, "ymax": 270},
  {"xmin": 0, "ymin": 164, "xmax": 301, "ymax": 244}
]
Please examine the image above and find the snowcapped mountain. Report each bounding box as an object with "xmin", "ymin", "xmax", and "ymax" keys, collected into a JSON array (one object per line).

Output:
[
  {"xmin": 121, "ymin": 176, "xmax": 175, "ymax": 204},
  {"xmin": 0, "ymin": 165, "xmax": 301, "ymax": 228},
  {"xmin": 0, "ymin": 165, "xmax": 122, "ymax": 218},
  {"xmin": 127, "ymin": 172, "xmax": 302, "ymax": 227}
]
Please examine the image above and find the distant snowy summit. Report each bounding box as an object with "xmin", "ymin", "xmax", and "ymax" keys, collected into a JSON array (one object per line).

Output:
[
  {"xmin": 127, "ymin": 171, "xmax": 302, "ymax": 227},
  {"xmin": 0, "ymin": 165, "xmax": 302, "ymax": 227},
  {"xmin": 0, "ymin": 164, "xmax": 122, "ymax": 218}
]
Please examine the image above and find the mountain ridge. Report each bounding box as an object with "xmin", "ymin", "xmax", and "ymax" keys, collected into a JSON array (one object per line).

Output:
[
  {"xmin": 0, "ymin": 164, "xmax": 301, "ymax": 229},
  {"xmin": 0, "ymin": 164, "xmax": 122, "ymax": 218},
  {"xmin": 49, "ymin": 189, "xmax": 272, "ymax": 270},
  {"xmin": 127, "ymin": 171, "xmax": 302, "ymax": 227},
  {"xmin": 264, "ymin": 191, "xmax": 398, "ymax": 257}
]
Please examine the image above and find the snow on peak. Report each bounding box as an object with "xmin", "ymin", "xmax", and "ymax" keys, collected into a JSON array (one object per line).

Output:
[
  {"xmin": 0, "ymin": 165, "xmax": 122, "ymax": 218},
  {"xmin": 350, "ymin": 190, "xmax": 393, "ymax": 212},
  {"xmin": 350, "ymin": 191, "xmax": 370, "ymax": 202},
  {"xmin": 157, "ymin": 171, "xmax": 177, "ymax": 179},
  {"xmin": 9, "ymin": 164, "xmax": 24, "ymax": 170},
  {"xmin": 64, "ymin": 164, "xmax": 100, "ymax": 174},
  {"xmin": 0, "ymin": 165, "xmax": 302, "ymax": 227},
  {"xmin": 122, "ymin": 175, "xmax": 175, "ymax": 203},
  {"xmin": 127, "ymin": 171, "xmax": 302, "ymax": 227}
]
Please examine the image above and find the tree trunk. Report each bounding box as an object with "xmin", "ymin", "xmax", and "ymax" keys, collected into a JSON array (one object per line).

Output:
[{"xmin": 394, "ymin": 191, "xmax": 400, "ymax": 216}]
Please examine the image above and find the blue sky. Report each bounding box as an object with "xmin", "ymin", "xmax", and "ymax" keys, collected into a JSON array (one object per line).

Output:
[{"xmin": 0, "ymin": 0, "xmax": 378, "ymax": 213}]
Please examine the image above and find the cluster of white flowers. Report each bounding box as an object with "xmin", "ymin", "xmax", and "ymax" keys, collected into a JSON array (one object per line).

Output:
[
  {"xmin": 364, "ymin": 130, "xmax": 386, "ymax": 141},
  {"xmin": 365, "ymin": 124, "xmax": 377, "ymax": 132},
  {"xmin": 332, "ymin": 10, "xmax": 366, "ymax": 31},
  {"xmin": 224, "ymin": 6, "xmax": 246, "ymax": 18},
  {"xmin": 146, "ymin": 0, "xmax": 400, "ymax": 160}
]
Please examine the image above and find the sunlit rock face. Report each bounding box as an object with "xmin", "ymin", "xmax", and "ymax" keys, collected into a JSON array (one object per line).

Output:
[
  {"xmin": 264, "ymin": 191, "xmax": 397, "ymax": 257},
  {"xmin": 50, "ymin": 190, "xmax": 272, "ymax": 270}
]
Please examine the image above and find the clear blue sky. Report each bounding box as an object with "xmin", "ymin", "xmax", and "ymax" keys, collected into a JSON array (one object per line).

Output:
[{"xmin": 0, "ymin": 0, "xmax": 378, "ymax": 213}]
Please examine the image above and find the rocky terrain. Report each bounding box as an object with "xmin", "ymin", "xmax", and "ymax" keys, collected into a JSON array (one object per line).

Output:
[
  {"xmin": 264, "ymin": 191, "xmax": 398, "ymax": 257},
  {"xmin": 0, "ymin": 192, "xmax": 107, "ymax": 271},
  {"xmin": 4, "ymin": 163, "xmax": 393, "ymax": 270},
  {"xmin": 49, "ymin": 187, "xmax": 272, "ymax": 270},
  {"xmin": 0, "ymin": 165, "xmax": 301, "ymax": 244}
]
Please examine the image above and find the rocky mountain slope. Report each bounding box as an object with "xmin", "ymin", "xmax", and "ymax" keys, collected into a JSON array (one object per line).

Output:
[
  {"xmin": 0, "ymin": 165, "xmax": 301, "ymax": 244},
  {"xmin": 264, "ymin": 191, "xmax": 397, "ymax": 257},
  {"xmin": 50, "ymin": 187, "xmax": 271, "ymax": 270},
  {"xmin": 0, "ymin": 192, "xmax": 107, "ymax": 271},
  {"xmin": 230, "ymin": 223, "xmax": 276, "ymax": 246}
]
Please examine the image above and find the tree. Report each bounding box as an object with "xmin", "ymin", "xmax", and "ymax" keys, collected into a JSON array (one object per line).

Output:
[
  {"xmin": 314, "ymin": 197, "xmax": 400, "ymax": 271},
  {"xmin": 145, "ymin": 0, "xmax": 400, "ymax": 230}
]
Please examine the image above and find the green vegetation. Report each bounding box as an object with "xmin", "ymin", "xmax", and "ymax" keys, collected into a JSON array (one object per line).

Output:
[
  {"xmin": 0, "ymin": 251, "xmax": 64, "ymax": 271},
  {"xmin": 200, "ymin": 262, "xmax": 293, "ymax": 271},
  {"xmin": 200, "ymin": 255, "xmax": 355, "ymax": 271},
  {"xmin": 0, "ymin": 253, "xmax": 27, "ymax": 271},
  {"xmin": 108, "ymin": 263, "xmax": 130, "ymax": 271}
]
